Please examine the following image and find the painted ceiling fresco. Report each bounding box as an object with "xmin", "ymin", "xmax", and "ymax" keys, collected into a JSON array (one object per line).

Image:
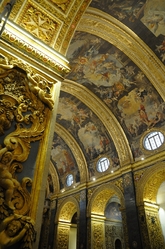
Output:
[
  {"xmin": 54, "ymin": 92, "xmax": 119, "ymax": 184},
  {"xmin": 90, "ymin": 0, "xmax": 165, "ymax": 64},
  {"xmin": 66, "ymin": 31, "xmax": 165, "ymax": 160},
  {"xmin": 51, "ymin": 133, "xmax": 80, "ymax": 189},
  {"xmin": 48, "ymin": 0, "xmax": 165, "ymax": 189}
]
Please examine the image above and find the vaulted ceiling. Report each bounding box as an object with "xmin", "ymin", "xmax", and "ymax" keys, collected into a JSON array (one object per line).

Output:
[{"xmin": 2, "ymin": 0, "xmax": 165, "ymax": 194}]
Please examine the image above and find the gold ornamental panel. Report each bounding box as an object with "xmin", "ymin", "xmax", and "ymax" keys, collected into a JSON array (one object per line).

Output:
[{"xmin": 3, "ymin": 0, "xmax": 91, "ymax": 54}]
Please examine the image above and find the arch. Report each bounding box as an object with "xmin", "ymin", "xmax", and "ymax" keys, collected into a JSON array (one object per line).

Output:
[
  {"xmin": 136, "ymin": 162, "xmax": 165, "ymax": 205},
  {"xmin": 87, "ymin": 182, "xmax": 125, "ymax": 217},
  {"xmin": 56, "ymin": 196, "xmax": 80, "ymax": 223}
]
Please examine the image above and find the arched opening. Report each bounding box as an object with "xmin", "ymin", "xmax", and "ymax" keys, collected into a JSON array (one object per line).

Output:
[
  {"xmin": 88, "ymin": 185, "xmax": 125, "ymax": 249},
  {"xmin": 157, "ymin": 181, "xmax": 165, "ymax": 242},
  {"xmin": 115, "ymin": 239, "xmax": 122, "ymax": 249},
  {"xmin": 69, "ymin": 212, "xmax": 77, "ymax": 249},
  {"xmin": 56, "ymin": 199, "xmax": 79, "ymax": 249},
  {"xmin": 105, "ymin": 196, "xmax": 124, "ymax": 249}
]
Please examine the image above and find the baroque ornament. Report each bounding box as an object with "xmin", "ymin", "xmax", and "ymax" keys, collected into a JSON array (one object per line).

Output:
[
  {"xmin": 0, "ymin": 55, "xmax": 54, "ymax": 248},
  {"xmin": 51, "ymin": 0, "xmax": 69, "ymax": 11}
]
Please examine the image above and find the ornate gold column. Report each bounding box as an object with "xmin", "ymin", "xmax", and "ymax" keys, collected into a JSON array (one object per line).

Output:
[
  {"xmin": 138, "ymin": 202, "xmax": 165, "ymax": 249},
  {"xmin": 0, "ymin": 20, "xmax": 70, "ymax": 249},
  {"xmin": 91, "ymin": 214, "xmax": 106, "ymax": 249},
  {"xmin": 56, "ymin": 222, "xmax": 70, "ymax": 249}
]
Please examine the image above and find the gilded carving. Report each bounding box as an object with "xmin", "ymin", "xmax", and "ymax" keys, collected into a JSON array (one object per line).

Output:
[
  {"xmin": 93, "ymin": 223, "xmax": 104, "ymax": 249},
  {"xmin": 145, "ymin": 207, "xmax": 165, "ymax": 249},
  {"xmin": 50, "ymin": 0, "xmax": 69, "ymax": 11},
  {"xmin": 0, "ymin": 54, "xmax": 53, "ymax": 248},
  {"xmin": 8, "ymin": 0, "xmax": 90, "ymax": 54},
  {"xmin": 92, "ymin": 189, "xmax": 115, "ymax": 215},
  {"xmin": 18, "ymin": 2, "xmax": 59, "ymax": 45},
  {"xmin": 0, "ymin": 214, "xmax": 35, "ymax": 249},
  {"xmin": 113, "ymin": 177, "xmax": 124, "ymax": 194},
  {"xmin": 123, "ymin": 173, "xmax": 132, "ymax": 188},
  {"xmin": 105, "ymin": 224, "xmax": 124, "ymax": 249},
  {"xmin": 27, "ymin": 71, "xmax": 55, "ymax": 110},
  {"xmin": 59, "ymin": 202, "xmax": 76, "ymax": 222},
  {"xmin": 57, "ymin": 227, "xmax": 69, "ymax": 249}
]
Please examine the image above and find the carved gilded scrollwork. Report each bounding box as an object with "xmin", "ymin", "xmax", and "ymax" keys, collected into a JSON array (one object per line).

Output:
[
  {"xmin": 145, "ymin": 205, "xmax": 165, "ymax": 249},
  {"xmin": 57, "ymin": 227, "xmax": 69, "ymax": 249},
  {"xmin": 50, "ymin": 0, "xmax": 69, "ymax": 11},
  {"xmin": 105, "ymin": 224, "xmax": 124, "ymax": 249},
  {"xmin": 0, "ymin": 54, "xmax": 54, "ymax": 248},
  {"xmin": 93, "ymin": 223, "xmax": 104, "ymax": 249},
  {"xmin": 0, "ymin": 214, "xmax": 36, "ymax": 249}
]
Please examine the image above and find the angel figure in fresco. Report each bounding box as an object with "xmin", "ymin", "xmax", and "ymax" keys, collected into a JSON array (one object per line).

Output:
[
  {"xmin": 0, "ymin": 148, "xmax": 20, "ymax": 210},
  {"xmin": 27, "ymin": 71, "xmax": 54, "ymax": 110},
  {"xmin": 0, "ymin": 214, "xmax": 30, "ymax": 249}
]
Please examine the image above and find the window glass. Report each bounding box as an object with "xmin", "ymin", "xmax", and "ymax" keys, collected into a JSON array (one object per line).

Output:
[
  {"xmin": 143, "ymin": 131, "xmax": 164, "ymax": 150},
  {"xmin": 97, "ymin": 157, "xmax": 110, "ymax": 172},
  {"xmin": 66, "ymin": 174, "xmax": 73, "ymax": 186}
]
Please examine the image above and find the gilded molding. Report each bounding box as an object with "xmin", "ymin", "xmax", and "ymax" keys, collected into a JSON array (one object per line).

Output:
[
  {"xmin": 49, "ymin": 161, "xmax": 60, "ymax": 194},
  {"xmin": 0, "ymin": 26, "xmax": 70, "ymax": 78},
  {"xmin": 62, "ymin": 80, "xmax": 133, "ymax": 166},
  {"xmin": 8, "ymin": 0, "xmax": 91, "ymax": 54},
  {"xmin": 55, "ymin": 123, "xmax": 89, "ymax": 183},
  {"xmin": 78, "ymin": 8, "xmax": 165, "ymax": 100},
  {"xmin": 136, "ymin": 162, "xmax": 165, "ymax": 205}
]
